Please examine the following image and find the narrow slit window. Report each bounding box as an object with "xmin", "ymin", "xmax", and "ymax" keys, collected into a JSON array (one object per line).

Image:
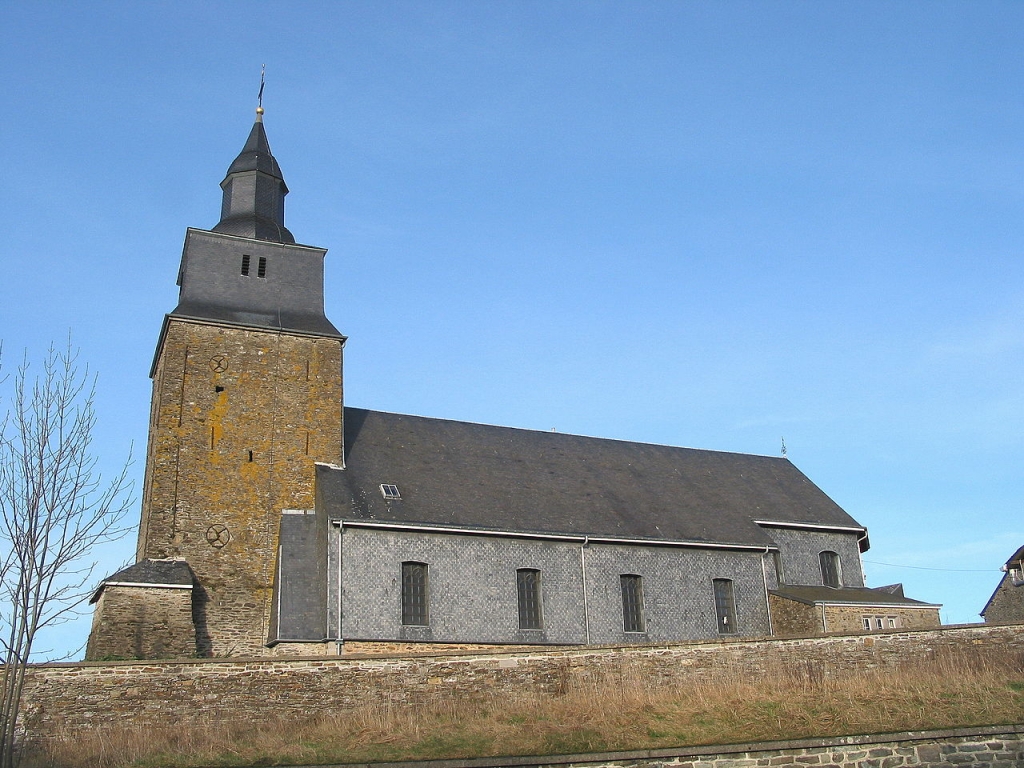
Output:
[
  {"xmin": 401, "ymin": 562, "xmax": 428, "ymax": 626},
  {"xmin": 620, "ymin": 574, "xmax": 645, "ymax": 633},
  {"xmin": 713, "ymin": 578, "xmax": 737, "ymax": 634},
  {"xmin": 772, "ymin": 551, "xmax": 785, "ymax": 585},
  {"xmin": 516, "ymin": 568, "xmax": 542, "ymax": 630},
  {"xmin": 257, "ymin": 256, "xmax": 267, "ymax": 278},
  {"xmin": 241, "ymin": 254, "xmax": 251, "ymax": 276}
]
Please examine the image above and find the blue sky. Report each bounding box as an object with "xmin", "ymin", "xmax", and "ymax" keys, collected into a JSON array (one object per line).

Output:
[{"xmin": 4, "ymin": 2, "xmax": 1023, "ymax": 658}]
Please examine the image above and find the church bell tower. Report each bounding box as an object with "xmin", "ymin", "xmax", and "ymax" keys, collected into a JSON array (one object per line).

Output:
[{"xmin": 88, "ymin": 106, "xmax": 345, "ymax": 659}]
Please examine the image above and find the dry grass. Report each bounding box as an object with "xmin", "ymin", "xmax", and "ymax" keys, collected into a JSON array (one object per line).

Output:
[{"xmin": 24, "ymin": 646, "xmax": 1024, "ymax": 768}]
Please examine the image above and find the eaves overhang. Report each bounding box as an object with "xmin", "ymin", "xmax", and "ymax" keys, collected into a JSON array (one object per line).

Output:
[
  {"xmin": 755, "ymin": 519, "xmax": 870, "ymax": 552},
  {"xmin": 335, "ymin": 519, "xmax": 779, "ymax": 553}
]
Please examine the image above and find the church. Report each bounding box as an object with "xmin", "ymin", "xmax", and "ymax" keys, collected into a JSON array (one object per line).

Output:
[{"xmin": 85, "ymin": 109, "xmax": 940, "ymax": 660}]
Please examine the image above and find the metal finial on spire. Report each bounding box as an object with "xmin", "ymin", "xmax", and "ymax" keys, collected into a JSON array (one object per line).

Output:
[
  {"xmin": 256, "ymin": 64, "xmax": 266, "ymax": 119},
  {"xmin": 780, "ymin": 437, "xmax": 788, "ymax": 458}
]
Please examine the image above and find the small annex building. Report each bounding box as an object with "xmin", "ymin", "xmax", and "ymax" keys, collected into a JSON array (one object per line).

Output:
[
  {"xmin": 86, "ymin": 111, "xmax": 940, "ymax": 661},
  {"xmin": 981, "ymin": 545, "xmax": 1024, "ymax": 625}
]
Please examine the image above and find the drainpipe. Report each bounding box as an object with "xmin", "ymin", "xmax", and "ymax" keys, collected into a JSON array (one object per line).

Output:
[
  {"xmin": 580, "ymin": 537, "xmax": 591, "ymax": 645},
  {"xmin": 821, "ymin": 603, "xmax": 828, "ymax": 634}
]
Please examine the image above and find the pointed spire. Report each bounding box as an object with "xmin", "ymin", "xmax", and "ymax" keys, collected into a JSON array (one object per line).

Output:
[{"xmin": 212, "ymin": 102, "xmax": 295, "ymax": 244}]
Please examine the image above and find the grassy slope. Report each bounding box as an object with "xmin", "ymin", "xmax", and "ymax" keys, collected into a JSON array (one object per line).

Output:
[{"xmin": 27, "ymin": 646, "xmax": 1024, "ymax": 768}]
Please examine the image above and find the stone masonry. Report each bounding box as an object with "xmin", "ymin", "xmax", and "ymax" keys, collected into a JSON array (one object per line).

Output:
[
  {"xmin": 135, "ymin": 319, "xmax": 343, "ymax": 656},
  {"xmin": 84, "ymin": 585, "xmax": 195, "ymax": 661},
  {"xmin": 985, "ymin": 573, "xmax": 1024, "ymax": 625},
  {"xmin": 769, "ymin": 593, "xmax": 941, "ymax": 637},
  {"xmin": 21, "ymin": 623, "xmax": 1024, "ymax": 739},
  {"xmin": 317, "ymin": 728, "xmax": 1024, "ymax": 768}
]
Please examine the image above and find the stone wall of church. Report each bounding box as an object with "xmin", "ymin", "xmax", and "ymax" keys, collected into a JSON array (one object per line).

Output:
[
  {"xmin": 85, "ymin": 586, "xmax": 195, "ymax": 661},
  {"xmin": 135, "ymin": 319, "xmax": 343, "ymax": 657},
  {"xmin": 336, "ymin": 527, "xmax": 772, "ymax": 645},
  {"xmin": 765, "ymin": 528, "xmax": 865, "ymax": 587}
]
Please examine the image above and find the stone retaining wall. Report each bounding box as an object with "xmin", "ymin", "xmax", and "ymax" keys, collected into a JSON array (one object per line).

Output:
[
  {"xmin": 306, "ymin": 726, "xmax": 1023, "ymax": 768},
  {"xmin": 21, "ymin": 623, "xmax": 1024, "ymax": 739}
]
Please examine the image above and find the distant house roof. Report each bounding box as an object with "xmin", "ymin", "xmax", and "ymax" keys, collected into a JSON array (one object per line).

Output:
[
  {"xmin": 772, "ymin": 585, "xmax": 940, "ymax": 608},
  {"xmin": 89, "ymin": 559, "xmax": 195, "ymax": 603},
  {"xmin": 1004, "ymin": 545, "xmax": 1024, "ymax": 567},
  {"xmin": 979, "ymin": 544, "xmax": 1024, "ymax": 618},
  {"xmin": 316, "ymin": 408, "xmax": 866, "ymax": 549}
]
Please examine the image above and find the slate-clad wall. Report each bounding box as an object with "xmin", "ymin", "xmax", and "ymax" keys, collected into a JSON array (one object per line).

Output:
[
  {"xmin": 271, "ymin": 510, "xmax": 326, "ymax": 643},
  {"xmin": 765, "ymin": 528, "xmax": 864, "ymax": 587},
  {"xmin": 339, "ymin": 528, "xmax": 589, "ymax": 645},
  {"xmin": 582, "ymin": 544, "xmax": 771, "ymax": 643},
  {"xmin": 337, "ymin": 528, "xmax": 771, "ymax": 644},
  {"xmin": 175, "ymin": 229, "xmax": 331, "ymax": 329}
]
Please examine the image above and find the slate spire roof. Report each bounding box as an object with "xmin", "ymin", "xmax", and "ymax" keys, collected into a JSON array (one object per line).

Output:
[{"xmin": 212, "ymin": 108, "xmax": 296, "ymax": 244}]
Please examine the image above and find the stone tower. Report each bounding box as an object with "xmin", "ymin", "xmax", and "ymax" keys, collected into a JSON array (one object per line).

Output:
[{"xmin": 88, "ymin": 109, "xmax": 345, "ymax": 659}]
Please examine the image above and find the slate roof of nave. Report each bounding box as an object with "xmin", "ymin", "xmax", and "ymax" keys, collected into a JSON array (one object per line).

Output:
[{"xmin": 316, "ymin": 408, "xmax": 865, "ymax": 549}]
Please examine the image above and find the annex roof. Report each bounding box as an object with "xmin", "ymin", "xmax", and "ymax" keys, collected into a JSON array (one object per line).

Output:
[
  {"xmin": 89, "ymin": 559, "xmax": 195, "ymax": 603},
  {"xmin": 317, "ymin": 408, "xmax": 864, "ymax": 549},
  {"xmin": 771, "ymin": 585, "xmax": 940, "ymax": 608}
]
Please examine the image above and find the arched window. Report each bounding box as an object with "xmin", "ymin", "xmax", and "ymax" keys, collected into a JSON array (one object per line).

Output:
[
  {"xmin": 713, "ymin": 578, "xmax": 737, "ymax": 634},
  {"xmin": 516, "ymin": 568, "xmax": 542, "ymax": 629},
  {"xmin": 819, "ymin": 551, "xmax": 841, "ymax": 588},
  {"xmin": 620, "ymin": 574, "xmax": 645, "ymax": 633},
  {"xmin": 401, "ymin": 561, "xmax": 428, "ymax": 625}
]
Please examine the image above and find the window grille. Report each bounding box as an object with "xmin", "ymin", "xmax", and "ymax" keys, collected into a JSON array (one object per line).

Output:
[
  {"xmin": 401, "ymin": 562, "xmax": 428, "ymax": 626},
  {"xmin": 819, "ymin": 551, "xmax": 841, "ymax": 588},
  {"xmin": 713, "ymin": 578, "xmax": 737, "ymax": 634},
  {"xmin": 241, "ymin": 254, "xmax": 251, "ymax": 276},
  {"xmin": 516, "ymin": 569, "xmax": 542, "ymax": 630},
  {"xmin": 257, "ymin": 256, "xmax": 267, "ymax": 278},
  {"xmin": 620, "ymin": 574, "xmax": 645, "ymax": 633}
]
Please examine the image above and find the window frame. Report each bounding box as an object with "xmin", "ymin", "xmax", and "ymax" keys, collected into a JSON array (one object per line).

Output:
[
  {"xmin": 401, "ymin": 561, "xmax": 428, "ymax": 626},
  {"xmin": 713, "ymin": 578, "xmax": 738, "ymax": 634},
  {"xmin": 516, "ymin": 568, "xmax": 543, "ymax": 630},
  {"xmin": 772, "ymin": 551, "xmax": 786, "ymax": 585},
  {"xmin": 819, "ymin": 550, "xmax": 842, "ymax": 589},
  {"xmin": 620, "ymin": 574, "xmax": 646, "ymax": 633}
]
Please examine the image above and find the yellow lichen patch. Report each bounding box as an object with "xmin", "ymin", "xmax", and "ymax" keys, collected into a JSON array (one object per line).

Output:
[{"xmin": 138, "ymin": 319, "xmax": 344, "ymax": 656}]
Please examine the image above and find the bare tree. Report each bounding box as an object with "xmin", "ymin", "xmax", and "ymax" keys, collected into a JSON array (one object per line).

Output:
[{"xmin": 0, "ymin": 342, "xmax": 133, "ymax": 768}]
